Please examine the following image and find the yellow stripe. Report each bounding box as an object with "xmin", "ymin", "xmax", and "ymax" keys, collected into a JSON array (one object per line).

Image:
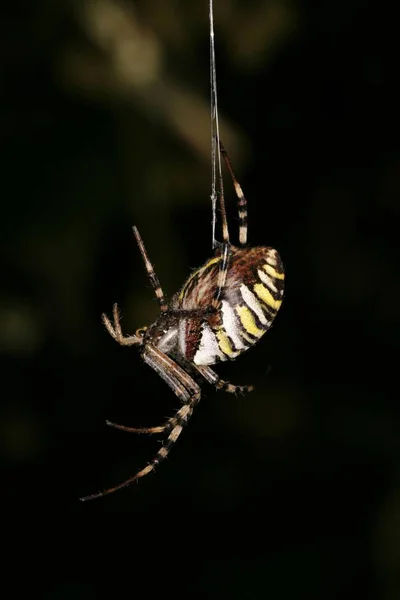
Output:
[
  {"xmin": 236, "ymin": 306, "xmax": 264, "ymax": 338},
  {"xmin": 254, "ymin": 283, "xmax": 282, "ymax": 311},
  {"xmin": 263, "ymin": 263, "xmax": 285, "ymax": 280},
  {"xmin": 179, "ymin": 256, "xmax": 221, "ymax": 301},
  {"xmin": 216, "ymin": 329, "xmax": 238, "ymax": 357}
]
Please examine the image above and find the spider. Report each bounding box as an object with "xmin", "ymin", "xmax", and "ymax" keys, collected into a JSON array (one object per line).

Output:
[{"xmin": 80, "ymin": 143, "xmax": 285, "ymax": 501}]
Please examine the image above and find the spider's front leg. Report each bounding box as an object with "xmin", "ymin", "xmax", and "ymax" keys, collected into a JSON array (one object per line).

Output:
[
  {"xmin": 105, "ymin": 409, "xmax": 187, "ymax": 436},
  {"xmin": 80, "ymin": 345, "xmax": 201, "ymax": 501},
  {"xmin": 105, "ymin": 344, "xmax": 202, "ymax": 436},
  {"xmin": 102, "ymin": 303, "xmax": 141, "ymax": 347},
  {"xmin": 105, "ymin": 420, "xmax": 166, "ymax": 435}
]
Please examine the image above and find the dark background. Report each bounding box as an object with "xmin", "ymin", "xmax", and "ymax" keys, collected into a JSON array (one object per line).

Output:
[{"xmin": 2, "ymin": 0, "xmax": 398, "ymax": 596}]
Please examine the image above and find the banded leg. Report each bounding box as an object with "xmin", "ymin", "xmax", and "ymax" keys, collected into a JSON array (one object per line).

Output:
[
  {"xmin": 80, "ymin": 396, "xmax": 199, "ymax": 502},
  {"xmin": 217, "ymin": 171, "xmax": 230, "ymax": 245},
  {"xmin": 102, "ymin": 303, "xmax": 141, "ymax": 346},
  {"xmin": 105, "ymin": 341, "xmax": 203, "ymax": 435},
  {"xmin": 105, "ymin": 387, "xmax": 199, "ymax": 433},
  {"xmin": 220, "ymin": 142, "xmax": 248, "ymax": 246},
  {"xmin": 133, "ymin": 226, "xmax": 168, "ymax": 313},
  {"xmin": 80, "ymin": 346, "xmax": 201, "ymax": 501},
  {"xmin": 195, "ymin": 364, "xmax": 254, "ymax": 395}
]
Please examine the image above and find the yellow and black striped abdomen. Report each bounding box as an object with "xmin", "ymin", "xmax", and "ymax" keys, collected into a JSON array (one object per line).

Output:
[
  {"xmin": 174, "ymin": 246, "xmax": 285, "ymax": 366},
  {"xmin": 217, "ymin": 247, "xmax": 284, "ymax": 361}
]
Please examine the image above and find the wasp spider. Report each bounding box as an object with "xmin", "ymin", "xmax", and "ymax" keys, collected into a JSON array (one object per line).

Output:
[{"xmin": 80, "ymin": 144, "xmax": 284, "ymax": 501}]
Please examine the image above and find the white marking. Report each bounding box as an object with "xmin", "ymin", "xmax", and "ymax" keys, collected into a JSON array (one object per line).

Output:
[
  {"xmin": 158, "ymin": 325, "xmax": 179, "ymax": 354},
  {"xmin": 194, "ymin": 323, "xmax": 225, "ymax": 365},
  {"xmin": 178, "ymin": 320, "xmax": 187, "ymax": 357},
  {"xmin": 240, "ymin": 285, "xmax": 268, "ymax": 325},
  {"xmin": 258, "ymin": 268, "xmax": 278, "ymax": 293},
  {"xmin": 266, "ymin": 250, "xmax": 277, "ymax": 266},
  {"xmin": 221, "ymin": 300, "xmax": 248, "ymax": 350}
]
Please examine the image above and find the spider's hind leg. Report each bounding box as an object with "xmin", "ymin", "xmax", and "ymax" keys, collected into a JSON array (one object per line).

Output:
[
  {"xmin": 81, "ymin": 394, "xmax": 199, "ymax": 502},
  {"xmin": 195, "ymin": 364, "xmax": 254, "ymax": 395},
  {"xmin": 80, "ymin": 345, "xmax": 202, "ymax": 501},
  {"xmin": 105, "ymin": 408, "xmax": 186, "ymax": 435}
]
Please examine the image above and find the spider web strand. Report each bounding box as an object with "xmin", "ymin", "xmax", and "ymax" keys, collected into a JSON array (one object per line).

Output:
[{"xmin": 209, "ymin": 0, "xmax": 229, "ymax": 248}]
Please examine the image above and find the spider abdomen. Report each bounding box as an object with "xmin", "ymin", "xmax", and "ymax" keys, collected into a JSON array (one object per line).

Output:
[{"xmin": 174, "ymin": 246, "xmax": 284, "ymax": 366}]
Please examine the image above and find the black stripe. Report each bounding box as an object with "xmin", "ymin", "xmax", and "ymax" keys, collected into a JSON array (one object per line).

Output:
[
  {"xmin": 235, "ymin": 311, "xmax": 259, "ymax": 343},
  {"xmin": 246, "ymin": 304, "xmax": 270, "ymax": 332},
  {"xmin": 257, "ymin": 273, "xmax": 284, "ymax": 302},
  {"xmin": 259, "ymin": 302, "xmax": 277, "ymax": 320},
  {"xmin": 226, "ymin": 332, "xmax": 245, "ymax": 353}
]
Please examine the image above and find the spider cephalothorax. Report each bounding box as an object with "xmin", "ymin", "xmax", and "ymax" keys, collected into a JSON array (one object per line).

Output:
[{"xmin": 80, "ymin": 144, "xmax": 285, "ymax": 501}]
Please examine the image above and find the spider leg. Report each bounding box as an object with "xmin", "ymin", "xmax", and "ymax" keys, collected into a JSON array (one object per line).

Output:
[
  {"xmin": 195, "ymin": 364, "xmax": 254, "ymax": 395},
  {"xmin": 211, "ymin": 142, "xmax": 249, "ymax": 307},
  {"xmin": 133, "ymin": 226, "xmax": 168, "ymax": 313},
  {"xmin": 102, "ymin": 303, "xmax": 141, "ymax": 346},
  {"xmin": 105, "ymin": 394, "xmax": 194, "ymax": 434},
  {"xmin": 105, "ymin": 420, "xmax": 167, "ymax": 434},
  {"xmin": 105, "ymin": 341, "xmax": 202, "ymax": 434},
  {"xmin": 217, "ymin": 167, "xmax": 230, "ymax": 245},
  {"xmin": 80, "ymin": 345, "xmax": 201, "ymax": 501},
  {"xmin": 220, "ymin": 142, "xmax": 248, "ymax": 246}
]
